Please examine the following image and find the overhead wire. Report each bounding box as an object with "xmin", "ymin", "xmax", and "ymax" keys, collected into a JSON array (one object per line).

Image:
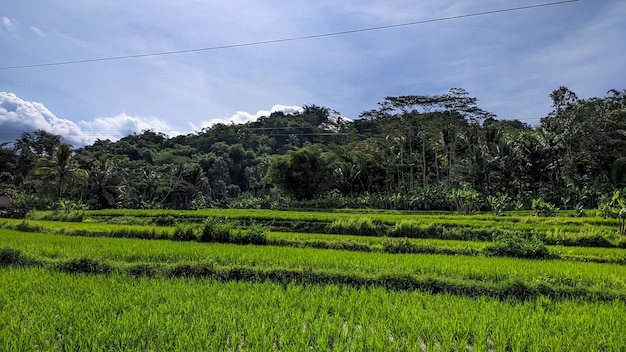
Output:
[{"xmin": 0, "ymin": 0, "xmax": 580, "ymax": 71}]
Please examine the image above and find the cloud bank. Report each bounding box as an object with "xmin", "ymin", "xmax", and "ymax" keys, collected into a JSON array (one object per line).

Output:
[
  {"xmin": 193, "ymin": 104, "xmax": 304, "ymax": 130},
  {"xmin": 1, "ymin": 92, "xmax": 302, "ymax": 146},
  {"xmin": 0, "ymin": 92, "xmax": 176, "ymax": 146}
]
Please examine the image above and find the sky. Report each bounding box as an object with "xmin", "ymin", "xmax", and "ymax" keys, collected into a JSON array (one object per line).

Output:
[{"xmin": 1, "ymin": 0, "xmax": 625, "ymax": 146}]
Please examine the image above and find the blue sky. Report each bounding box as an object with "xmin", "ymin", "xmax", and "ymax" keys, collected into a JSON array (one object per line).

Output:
[{"xmin": 1, "ymin": 0, "xmax": 624, "ymax": 146}]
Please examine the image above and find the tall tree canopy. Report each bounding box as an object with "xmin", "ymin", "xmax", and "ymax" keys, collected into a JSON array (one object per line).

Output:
[{"xmin": 2, "ymin": 87, "xmax": 625, "ymax": 211}]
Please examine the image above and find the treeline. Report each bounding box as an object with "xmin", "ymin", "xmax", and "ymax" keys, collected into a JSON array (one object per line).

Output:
[{"xmin": 1, "ymin": 87, "xmax": 625, "ymax": 212}]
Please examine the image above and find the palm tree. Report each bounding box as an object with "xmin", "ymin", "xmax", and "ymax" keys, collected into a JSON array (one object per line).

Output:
[
  {"xmin": 87, "ymin": 157, "xmax": 122, "ymax": 208},
  {"xmin": 35, "ymin": 144, "xmax": 88, "ymax": 199}
]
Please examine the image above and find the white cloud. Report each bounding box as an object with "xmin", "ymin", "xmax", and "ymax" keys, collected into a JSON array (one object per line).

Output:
[
  {"xmin": 79, "ymin": 113, "xmax": 181, "ymax": 141},
  {"xmin": 30, "ymin": 26, "xmax": 45, "ymax": 37},
  {"xmin": 194, "ymin": 104, "xmax": 303, "ymax": 130},
  {"xmin": 1, "ymin": 16, "xmax": 12, "ymax": 27},
  {"xmin": 0, "ymin": 92, "xmax": 177, "ymax": 146}
]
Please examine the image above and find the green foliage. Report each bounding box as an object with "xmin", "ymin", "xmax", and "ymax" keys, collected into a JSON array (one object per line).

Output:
[
  {"xmin": 56, "ymin": 257, "xmax": 112, "ymax": 274},
  {"xmin": 5, "ymin": 190, "xmax": 55, "ymax": 215},
  {"xmin": 484, "ymin": 232, "xmax": 553, "ymax": 259},
  {"xmin": 598, "ymin": 190, "xmax": 626, "ymax": 235},
  {"xmin": 389, "ymin": 221, "xmax": 443, "ymax": 239},
  {"xmin": 0, "ymin": 247, "xmax": 27, "ymax": 266},
  {"xmin": 55, "ymin": 199, "xmax": 87, "ymax": 221},
  {"xmin": 486, "ymin": 194, "xmax": 510, "ymax": 216},
  {"xmin": 328, "ymin": 218, "xmax": 386, "ymax": 236},
  {"xmin": 197, "ymin": 217, "xmax": 268, "ymax": 245},
  {"xmin": 231, "ymin": 224, "xmax": 268, "ymax": 245},
  {"xmin": 532, "ymin": 198, "xmax": 557, "ymax": 217},
  {"xmin": 14, "ymin": 220, "xmax": 43, "ymax": 233},
  {"xmin": 573, "ymin": 204, "xmax": 586, "ymax": 217},
  {"xmin": 126, "ymin": 263, "xmax": 158, "ymax": 277},
  {"xmin": 35, "ymin": 144, "xmax": 88, "ymax": 199},
  {"xmin": 198, "ymin": 217, "xmax": 231, "ymax": 242},
  {"xmin": 153, "ymin": 214, "xmax": 176, "ymax": 226},
  {"xmin": 171, "ymin": 224, "xmax": 199, "ymax": 241},
  {"xmin": 264, "ymin": 143, "xmax": 337, "ymax": 200},
  {"xmin": 3, "ymin": 88, "xmax": 626, "ymax": 215},
  {"xmin": 381, "ymin": 238, "xmax": 477, "ymax": 256},
  {"xmin": 168, "ymin": 261, "xmax": 215, "ymax": 278},
  {"xmin": 449, "ymin": 186, "xmax": 480, "ymax": 214},
  {"xmin": 4, "ymin": 268, "xmax": 626, "ymax": 351}
]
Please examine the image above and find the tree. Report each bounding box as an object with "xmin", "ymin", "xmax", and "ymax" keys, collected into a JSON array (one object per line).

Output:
[
  {"xmin": 85, "ymin": 157, "xmax": 123, "ymax": 208},
  {"xmin": 35, "ymin": 144, "xmax": 88, "ymax": 199},
  {"xmin": 541, "ymin": 87, "xmax": 626, "ymax": 204},
  {"xmin": 264, "ymin": 143, "xmax": 337, "ymax": 200},
  {"xmin": 13, "ymin": 130, "xmax": 62, "ymax": 182}
]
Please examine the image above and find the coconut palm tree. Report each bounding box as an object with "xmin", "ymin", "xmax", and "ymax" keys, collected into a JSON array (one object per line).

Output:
[{"xmin": 35, "ymin": 144, "xmax": 88, "ymax": 199}]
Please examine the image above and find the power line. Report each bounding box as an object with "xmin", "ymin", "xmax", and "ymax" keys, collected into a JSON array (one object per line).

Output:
[{"xmin": 0, "ymin": 0, "xmax": 580, "ymax": 71}]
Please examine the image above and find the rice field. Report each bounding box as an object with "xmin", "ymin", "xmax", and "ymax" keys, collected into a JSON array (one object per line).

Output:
[
  {"xmin": 2, "ymin": 208, "xmax": 626, "ymax": 350},
  {"xmin": 2, "ymin": 268, "xmax": 625, "ymax": 351}
]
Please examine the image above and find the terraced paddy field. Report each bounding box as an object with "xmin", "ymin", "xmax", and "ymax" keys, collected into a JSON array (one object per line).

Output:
[{"xmin": 2, "ymin": 209, "xmax": 625, "ymax": 350}]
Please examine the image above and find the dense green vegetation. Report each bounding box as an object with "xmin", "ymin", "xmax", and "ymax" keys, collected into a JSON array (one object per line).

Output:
[
  {"xmin": 3, "ymin": 268, "xmax": 625, "ymax": 351},
  {"xmin": 1, "ymin": 87, "xmax": 626, "ymax": 216},
  {"xmin": 2, "ymin": 86, "xmax": 626, "ymax": 349},
  {"xmin": 2, "ymin": 208, "xmax": 626, "ymax": 349}
]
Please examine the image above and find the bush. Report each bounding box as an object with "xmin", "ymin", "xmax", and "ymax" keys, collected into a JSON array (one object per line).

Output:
[
  {"xmin": 153, "ymin": 214, "xmax": 176, "ymax": 226},
  {"xmin": 15, "ymin": 220, "xmax": 43, "ymax": 233},
  {"xmin": 382, "ymin": 238, "xmax": 477, "ymax": 256},
  {"xmin": 111, "ymin": 227, "xmax": 160, "ymax": 240},
  {"xmin": 598, "ymin": 190, "xmax": 626, "ymax": 235},
  {"xmin": 328, "ymin": 218, "xmax": 387, "ymax": 236},
  {"xmin": 168, "ymin": 261, "xmax": 215, "ymax": 278},
  {"xmin": 0, "ymin": 247, "xmax": 27, "ymax": 266},
  {"xmin": 532, "ymin": 198, "xmax": 557, "ymax": 217},
  {"xmin": 483, "ymin": 232, "xmax": 553, "ymax": 259},
  {"xmin": 198, "ymin": 217, "xmax": 231, "ymax": 242},
  {"xmin": 389, "ymin": 221, "xmax": 445, "ymax": 239},
  {"xmin": 57, "ymin": 257, "xmax": 112, "ymax": 274},
  {"xmin": 449, "ymin": 186, "xmax": 480, "ymax": 214},
  {"xmin": 382, "ymin": 238, "xmax": 420, "ymax": 254},
  {"xmin": 127, "ymin": 263, "xmax": 158, "ymax": 277},
  {"xmin": 328, "ymin": 240, "xmax": 371, "ymax": 252},
  {"xmin": 232, "ymin": 225, "xmax": 268, "ymax": 245},
  {"xmin": 172, "ymin": 224, "xmax": 199, "ymax": 241},
  {"xmin": 486, "ymin": 194, "xmax": 510, "ymax": 216}
]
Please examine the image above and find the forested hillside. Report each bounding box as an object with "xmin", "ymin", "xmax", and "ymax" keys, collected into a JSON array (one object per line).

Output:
[{"xmin": 1, "ymin": 87, "xmax": 625, "ymax": 212}]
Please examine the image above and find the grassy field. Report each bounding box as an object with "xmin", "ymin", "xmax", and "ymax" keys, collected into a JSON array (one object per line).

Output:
[
  {"xmin": 2, "ymin": 208, "xmax": 626, "ymax": 350},
  {"xmin": 2, "ymin": 267, "xmax": 625, "ymax": 351}
]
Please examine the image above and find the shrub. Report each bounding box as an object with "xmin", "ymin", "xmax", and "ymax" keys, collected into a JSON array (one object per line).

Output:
[
  {"xmin": 449, "ymin": 186, "xmax": 480, "ymax": 214},
  {"xmin": 328, "ymin": 218, "xmax": 386, "ymax": 236},
  {"xmin": 382, "ymin": 238, "xmax": 420, "ymax": 254},
  {"xmin": 390, "ymin": 222, "xmax": 447, "ymax": 239},
  {"xmin": 0, "ymin": 247, "xmax": 27, "ymax": 267},
  {"xmin": 168, "ymin": 261, "xmax": 215, "ymax": 278},
  {"xmin": 111, "ymin": 227, "xmax": 160, "ymax": 240},
  {"xmin": 486, "ymin": 194, "xmax": 510, "ymax": 216},
  {"xmin": 172, "ymin": 224, "xmax": 199, "ymax": 241},
  {"xmin": 483, "ymin": 232, "xmax": 553, "ymax": 259},
  {"xmin": 57, "ymin": 257, "xmax": 112, "ymax": 274},
  {"xmin": 390, "ymin": 221, "xmax": 421, "ymax": 238},
  {"xmin": 328, "ymin": 240, "xmax": 371, "ymax": 252},
  {"xmin": 532, "ymin": 198, "xmax": 557, "ymax": 217},
  {"xmin": 198, "ymin": 217, "xmax": 231, "ymax": 242},
  {"xmin": 598, "ymin": 190, "xmax": 626, "ymax": 235},
  {"xmin": 232, "ymin": 225, "xmax": 268, "ymax": 245},
  {"xmin": 574, "ymin": 204, "xmax": 586, "ymax": 217},
  {"xmin": 153, "ymin": 214, "xmax": 176, "ymax": 226},
  {"xmin": 127, "ymin": 263, "xmax": 158, "ymax": 277},
  {"xmin": 15, "ymin": 220, "xmax": 43, "ymax": 233}
]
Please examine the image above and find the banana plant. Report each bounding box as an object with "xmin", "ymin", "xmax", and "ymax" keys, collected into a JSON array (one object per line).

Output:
[{"xmin": 598, "ymin": 190, "xmax": 626, "ymax": 235}]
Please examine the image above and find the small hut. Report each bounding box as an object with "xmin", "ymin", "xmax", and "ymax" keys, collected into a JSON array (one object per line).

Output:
[{"xmin": 0, "ymin": 192, "xmax": 12, "ymax": 209}]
